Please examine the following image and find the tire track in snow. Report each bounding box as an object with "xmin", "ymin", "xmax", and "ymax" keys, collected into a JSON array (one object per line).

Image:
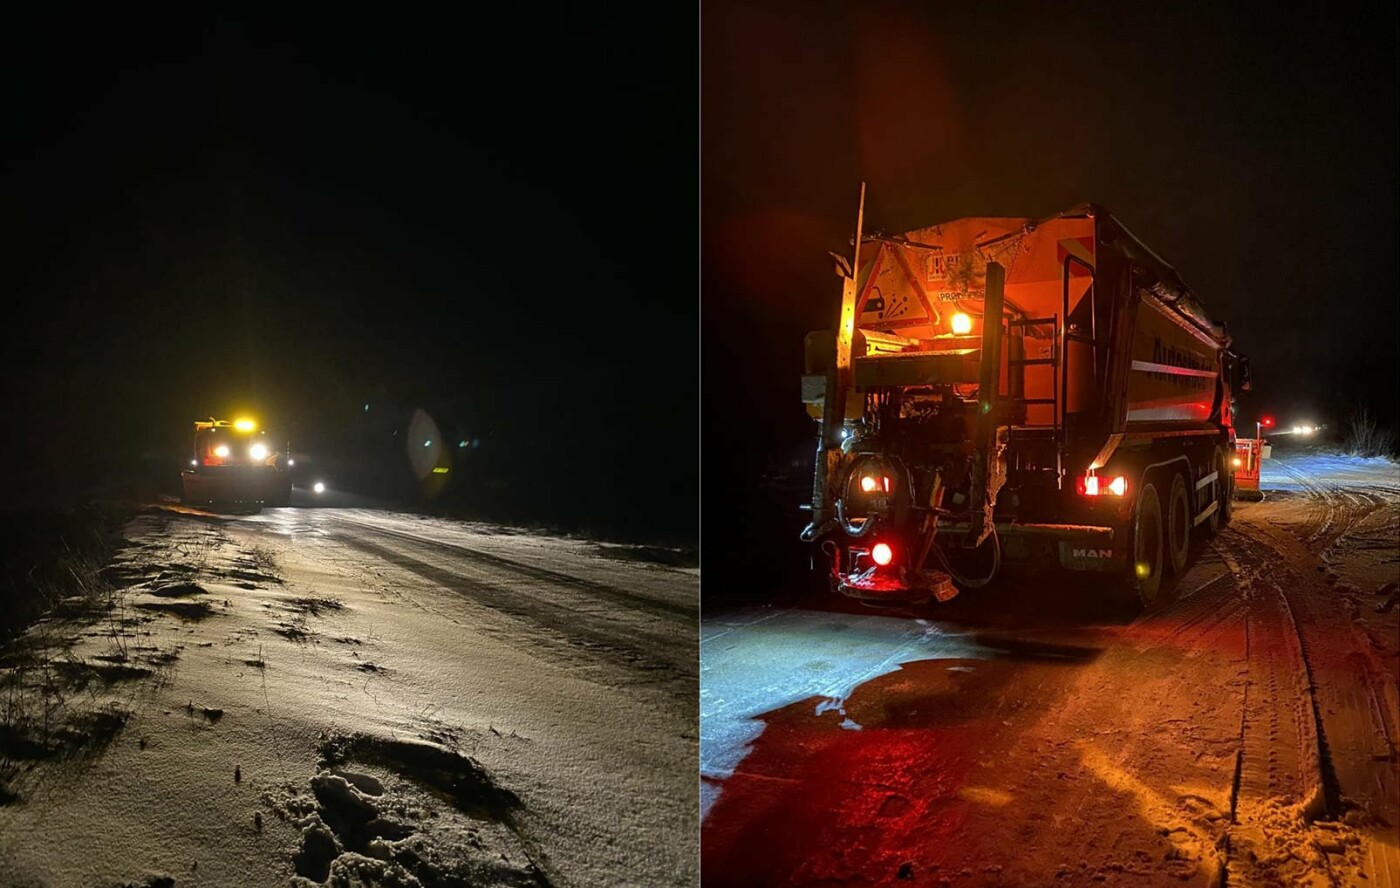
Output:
[
  {"xmin": 1216, "ymin": 528, "xmax": 1349, "ymax": 886},
  {"xmin": 333, "ymin": 530, "xmax": 695, "ymax": 692},
  {"xmin": 336, "ymin": 515, "xmax": 694, "ymax": 621},
  {"xmin": 1233, "ymin": 506, "xmax": 1400, "ymax": 884}
]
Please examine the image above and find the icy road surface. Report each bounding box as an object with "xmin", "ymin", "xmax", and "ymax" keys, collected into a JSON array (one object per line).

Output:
[
  {"xmin": 702, "ymin": 453, "xmax": 1399, "ymax": 887},
  {"xmin": 0, "ymin": 506, "xmax": 697, "ymax": 887}
]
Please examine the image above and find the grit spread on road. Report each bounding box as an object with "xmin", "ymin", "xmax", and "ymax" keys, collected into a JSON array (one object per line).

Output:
[
  {"xmin": 701, "ymin": 453, "xmax": 1399, "ymax": 887},
  {"xmin": 0, "ymin": 506, "xmax": 697, "ymax": 887}
]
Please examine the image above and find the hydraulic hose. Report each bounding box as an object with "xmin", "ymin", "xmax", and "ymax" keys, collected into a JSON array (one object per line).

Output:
[
  {"xmin": 836, "ymin": 497, "xmax": 882, "ymax": 538},
  {"xmin": 932, "ymin": 525, "xmax": 1001, "ymax": 589}
]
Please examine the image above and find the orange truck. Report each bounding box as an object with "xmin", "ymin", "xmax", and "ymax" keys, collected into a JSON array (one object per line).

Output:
[
  {"xmin": 802, "ymin": 195, "xmax": 1252, "ymax": 606},
  {"xmin": 181, "ymin": 418, "xmax": 292, "ymax": 507}
]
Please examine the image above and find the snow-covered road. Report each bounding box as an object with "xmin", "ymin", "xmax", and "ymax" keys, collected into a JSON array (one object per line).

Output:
[
  {"xmin": 0, "ymin": 506, "xmax": 698, "ymax": 887},
  {"xmin": 701, "ymin": 453, "xmax": 1399, "ymax": 887}
]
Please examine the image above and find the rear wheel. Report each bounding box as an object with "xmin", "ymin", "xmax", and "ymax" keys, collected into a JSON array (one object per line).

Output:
[
  {"xmin": 1217, "ymin": 448, "xmax": 1234, "ymax": 526},
  {"xmin": 1127, "ymin": 481, "xmax": 1164, "ymax": 606},
  {"xmin": 1167, "ymin": 472, "xmax": 1191, "ymax": 575}
]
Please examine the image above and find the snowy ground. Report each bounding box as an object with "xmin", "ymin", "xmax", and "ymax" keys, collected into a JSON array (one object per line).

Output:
[
  {"xmin": 0, "ymin": 506, "xmax": 697, "ymax": 887},
  {"xmin": 702, "ymin": 452, "xmax": 1398, "ymax": 887}
]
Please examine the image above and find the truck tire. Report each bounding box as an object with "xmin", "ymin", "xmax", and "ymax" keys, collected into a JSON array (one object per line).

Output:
[
  {"xmin": 1216, "ymin": 448, "xmax": 1233, "ymax": 527},
  {"xmin": 1128, "ymin": 481, "xmax": 1165, "ymax": 606},
  {"xmin": 1167, "ymin": 472, "xmax": 1191, "ymax": 575}
]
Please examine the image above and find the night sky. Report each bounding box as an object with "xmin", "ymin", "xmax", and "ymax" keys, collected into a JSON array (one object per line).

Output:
[
  {"xmin": 3, "ymin": 7, "xmax": 695, "ymax": 537},
  {"xmin": 3, "ymin": 6, "xmax": 1395, "ymax": 545},
  {"xmin": 703, "ymin": 2, "xmax": 1398, "ymax": 518}
]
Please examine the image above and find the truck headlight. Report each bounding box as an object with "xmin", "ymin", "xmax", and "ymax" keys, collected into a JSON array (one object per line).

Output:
[
  {"xmin": 249, "ymin": 443, "xmax": 268, "ymax": 461},
  {"xmin": 214, "ymin": 445, "xmax": 230, "ymax": 458}
]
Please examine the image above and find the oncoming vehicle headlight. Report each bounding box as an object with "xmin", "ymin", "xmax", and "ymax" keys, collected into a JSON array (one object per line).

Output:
[
  {"xmin": 214, "ymin": 444, "xmax": 230, "ymax": 459},
  {"xmin": 249, "ymin": 443, "xmax": 268, "ymax": 461}
]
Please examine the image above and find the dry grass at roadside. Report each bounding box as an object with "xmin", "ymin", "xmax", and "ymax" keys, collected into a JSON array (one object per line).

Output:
[
  {"xmin": 1344, "ymin": 406, "xmax": 1398, "ymax": 459},
  {"xmin": 0, "ymin": 504, "xmax": 139, "ymax": 802}
]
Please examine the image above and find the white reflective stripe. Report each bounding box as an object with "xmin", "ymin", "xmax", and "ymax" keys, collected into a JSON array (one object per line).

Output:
[
  {"xmin": 1088, "ymin": 433, "xmax": 1124, "ymax": 471},
  {"xmin": 1193, "ymin": 499, "xmax": 1219, "ymax": 526},
  {"xmin": 1130, "ymin": 360, "xmax": 1218, "ymax": 379},
  {"xmin": 1127, "ymin": 406, "xmax": 1208, "ymax": 421},
  {"xmin": 1195, "ymin": 470, "xmax": 1218, "ymax": 491}
]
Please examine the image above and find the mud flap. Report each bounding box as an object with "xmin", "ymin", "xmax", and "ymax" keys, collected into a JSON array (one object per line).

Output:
[{"xmin": 1057, "ymin": 541, "xmax": 1120, "ymax": 572}]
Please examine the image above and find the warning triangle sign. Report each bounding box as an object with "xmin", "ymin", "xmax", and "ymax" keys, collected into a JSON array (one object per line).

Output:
[{"xmin": 855, "ymin": 244, "xmax": 938, "ymax": 332}]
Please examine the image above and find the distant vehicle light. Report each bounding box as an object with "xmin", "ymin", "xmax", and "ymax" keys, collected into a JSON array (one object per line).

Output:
[
  {"xmin": 424, "ymin": 440, "xmax": 432, "ymax": 447},
  {"xmin": 950, "ymin": 312, "xmax": 974, "ymax": 335},
  {"xmin": 249, "ymin": 443, "xmax": 268, "ymax": 460},
  {"xmin": 1260, "ymin": 416, "xmax": 1275, "ymax": 428},
  {"xmin": 313, "ymin": 482, "xmax": 326, "ymax": 494},
  {"xmin": 190, "ymin": 459, "xmax": 197, "ymax": 467},
  {"xmin": 1291, "ymin": 425, "xmax": 1303, "ymax": 435},
  {"xmin": 287, "ymin": 459, "xmax": 295, "ymax": 467},
  {"xmin": 860, "ymin": 475, "xmax": 879, "ymax": 493},
  {"xmin": 871, "ymin": 542, "xmax": 893, "ymax": 566},
  {"xmin": 459, "ymin": 440, "xmax": 468, "ymax": 448},
  {"xmin": 214, "ymin": 445, "xmax": 230, "ymax": 458},
  {"xmin": 234, "ymin": 418, "xmax": 256, "ymax": 432}
]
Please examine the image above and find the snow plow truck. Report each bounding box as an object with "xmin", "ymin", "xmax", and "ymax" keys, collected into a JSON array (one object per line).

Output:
[
  {"xmin": 801, "ymin": 193, "xmax": 1251, "ymax": 606},
  {"xmin": 181, "ymin": 418, "xmax": 292, "ymax": 507}
]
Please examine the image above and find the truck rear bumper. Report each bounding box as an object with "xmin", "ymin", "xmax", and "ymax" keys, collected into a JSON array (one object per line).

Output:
[
  {"xmin": 937, "ymin": 521, "xmax": 1120, "ymax": 573},
  {"xmin": 825, "ymin": 522, "xmax": 1121, "ymax": 600}
]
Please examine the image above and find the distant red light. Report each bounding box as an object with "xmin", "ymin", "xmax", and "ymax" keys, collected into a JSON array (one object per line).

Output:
[
  {"xmin": 871, "ymin": 543, "xmax": 893, "ymax": 566},
  {"xmin": 1260, "ymin": 416, "xmax": 1275, "ymax": 428}
]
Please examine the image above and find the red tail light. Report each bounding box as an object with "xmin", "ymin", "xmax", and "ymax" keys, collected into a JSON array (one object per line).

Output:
[
  {"xmin": 1078, "ymin": 473, "xmax": 1126, "ymax": 497},
  {"xmin": 859, "ymin": 475, "xmax": 893, "ymax": 494},
  {"xmin": 871, "ymin": 542, "xmax": 893, "ymax": 566}
]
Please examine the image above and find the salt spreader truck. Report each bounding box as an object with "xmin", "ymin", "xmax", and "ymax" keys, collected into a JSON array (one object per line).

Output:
[
  {"xmin": 801, "ymin": 196, "xmax": 1251, "ymax": 606},
  {"xmin": 181, "ymin": 418, "xmax": 292, "ymax": 507}
]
